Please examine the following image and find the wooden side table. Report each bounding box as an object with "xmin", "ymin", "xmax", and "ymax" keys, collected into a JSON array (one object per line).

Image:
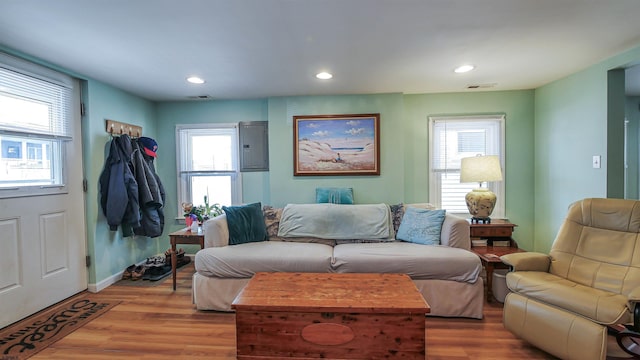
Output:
[
  {"xmin": 472, "ymin": 246, "xmax": 524, "ymax": 302},
  {"xmin": 168, "ymin": 228, "xmax": 204, "ymax": 291},
  {"xmin": 469, "ymin": 218, "xmax": 517, "ymax": 246},
  {"xmin": 469, "ymin": 219, "xmax": 522, "ymax": 302}
]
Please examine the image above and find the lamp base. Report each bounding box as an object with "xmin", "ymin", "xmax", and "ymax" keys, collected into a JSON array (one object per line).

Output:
[
  {"xmin": 465, "ymin": 188, "xmax": 497, "ymax": 221},
  {"xmin": 470, "ymin": 217, "xmax": 492, "ymax": 224}
]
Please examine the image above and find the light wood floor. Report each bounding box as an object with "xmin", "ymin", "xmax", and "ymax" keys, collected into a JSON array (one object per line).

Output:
[{"xmin": 25, "ymin": 263, "xmax": 558, "ymax": 359}]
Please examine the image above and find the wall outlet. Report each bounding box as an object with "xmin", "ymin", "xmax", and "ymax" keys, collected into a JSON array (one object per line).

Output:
[{"xmin": 593, "ymin": 155, "xmax": 601, "ymax": 169}]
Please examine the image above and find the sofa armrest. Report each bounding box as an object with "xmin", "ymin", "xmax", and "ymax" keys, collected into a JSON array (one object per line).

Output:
[
  {"xmin": 203, "ymin": 214, "xmax": 229, "ymax": 248},
  {"xmin": 501, "ymin": 252, "xmax": 551, "ymax": 272},
  {"xmin": 440, "ymin": 214, "xmax": 471, "ymax": 250}
]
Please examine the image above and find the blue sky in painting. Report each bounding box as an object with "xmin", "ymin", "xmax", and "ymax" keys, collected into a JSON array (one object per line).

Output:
[{"xmin": 297, "ymin": 118, "xmax": 375, "ymax": 141}]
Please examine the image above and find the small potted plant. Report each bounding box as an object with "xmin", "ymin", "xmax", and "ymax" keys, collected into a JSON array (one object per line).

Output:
[{"xmin": 201, "ymin": 195, "xmax": 223, "ymax": 221}]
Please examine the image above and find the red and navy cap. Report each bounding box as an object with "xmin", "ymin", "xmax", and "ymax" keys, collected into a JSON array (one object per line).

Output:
[{"xmin": 139, "ymin": 137, "xmax": 158, "ymax": 157}]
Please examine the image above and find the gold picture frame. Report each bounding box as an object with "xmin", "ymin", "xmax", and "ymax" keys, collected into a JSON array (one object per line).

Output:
[{"xmin": 293, "ymin": 114, "xmax": 380, "ymax": 176}]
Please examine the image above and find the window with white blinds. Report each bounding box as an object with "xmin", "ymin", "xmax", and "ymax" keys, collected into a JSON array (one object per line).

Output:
[
  {"xmin": 176, "ymin": 124, "xmax": 241, "ymax": 217},
  {"xmin": 0, "ymin": 52, "xmax": 74, "ymax": 196},
  {"xmin": 428, "ymin": 115, "xmax": 505, "ymax": 217}
]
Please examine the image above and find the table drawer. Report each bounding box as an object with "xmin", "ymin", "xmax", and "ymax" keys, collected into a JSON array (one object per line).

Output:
[
  {"xmin": 470, "ymin": 227, "xmax": 513, "ymax": 237},
  {"xmin": 493, "ymin": 228, "xmax": 512, "ymax": 236}
]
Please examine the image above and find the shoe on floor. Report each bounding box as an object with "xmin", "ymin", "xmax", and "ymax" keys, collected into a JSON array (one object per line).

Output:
[
  {"xmin": 131, "ymin": 265, "xmax": 145, "ymax": 281},
  {"xmin": 122, "ymin": 264, "xmax": 136, "ymax": 280},
  {"xmin": 146, "ymin": 255, "xmax": 165, "ymax": 266},
  {"xmin": 142, "ymin": 264, "xmax": 171, "ymax": 281}
]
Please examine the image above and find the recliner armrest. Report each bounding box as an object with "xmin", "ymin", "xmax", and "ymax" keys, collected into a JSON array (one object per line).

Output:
[
  {"xmin": 628, "ymin": 287, "xmax": 640, "ymax": 305},
  {"xmin": 501, "ymin": 252, "xmax": 551, "ymax": 272},
  {"xmin": 626, "ymin": 288, "xmax": 640, "ymax": 333}
]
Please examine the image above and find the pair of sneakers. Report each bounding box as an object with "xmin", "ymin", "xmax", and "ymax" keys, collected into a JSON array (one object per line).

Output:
[
  {"xmin": 122, "ymin": 264, "xmax": 145, "ymax": 281},
  {"xmin": 145, "ymin": 255, "xmax": 166, "ymax": 267}
]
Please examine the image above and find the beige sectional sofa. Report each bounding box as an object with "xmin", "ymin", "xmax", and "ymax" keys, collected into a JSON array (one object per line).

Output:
[{"xmin": 193, "ymin": 203, "xmax": 484, "ymax": 319}]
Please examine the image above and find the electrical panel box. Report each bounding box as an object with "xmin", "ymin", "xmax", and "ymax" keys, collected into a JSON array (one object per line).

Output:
[{"xmin": 239, "ymin": 121, "xmax": 269, "ymax": 172}]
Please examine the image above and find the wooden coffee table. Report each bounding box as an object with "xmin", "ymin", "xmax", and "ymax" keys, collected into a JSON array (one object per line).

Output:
[{"xmin": 231, "ymin": 272, "xmax": 430, "ymax": 360}]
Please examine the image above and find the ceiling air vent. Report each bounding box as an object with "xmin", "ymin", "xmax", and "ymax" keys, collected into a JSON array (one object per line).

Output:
[
  {"xmin": 466, "ymin": 83, "xmax": 497, "ymax": 89},
  {"xmin": 186, "ymin": 95, "xmax": 214, "ymax": 100}
]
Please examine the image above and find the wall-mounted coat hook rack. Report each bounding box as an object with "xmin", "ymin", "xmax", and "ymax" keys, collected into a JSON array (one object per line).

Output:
[{"xmin": 105, "ymin": 119, "xmax": 142, "ymax": 138}]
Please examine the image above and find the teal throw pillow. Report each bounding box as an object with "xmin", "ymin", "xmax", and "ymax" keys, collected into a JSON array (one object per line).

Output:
[
  {"xmin": 223, "ymin": 202, "xmax": 268, "ymax": 245},
  {"xmin": 396, "ymin": 208, "xmax": 446, "ymax": 245},
  {"xmin": 316, "ymin": 187, "xmax": 354, "ymax": 204}
]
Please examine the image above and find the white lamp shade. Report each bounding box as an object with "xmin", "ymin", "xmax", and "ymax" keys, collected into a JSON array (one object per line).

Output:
[{"xmin": 460, "ymin": 155, "xmax": 503, "ymax": 183}]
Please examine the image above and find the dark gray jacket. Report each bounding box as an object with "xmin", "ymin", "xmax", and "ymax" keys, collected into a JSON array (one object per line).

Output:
[{"xmin": 132, "ymin": 140, "xmax": 165, "ymax": 238}]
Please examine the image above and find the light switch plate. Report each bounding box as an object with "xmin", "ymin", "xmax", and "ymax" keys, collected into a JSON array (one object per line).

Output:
[{"xmin": 593, "ymin": 155, "xmax": 601, "ymax": 169}]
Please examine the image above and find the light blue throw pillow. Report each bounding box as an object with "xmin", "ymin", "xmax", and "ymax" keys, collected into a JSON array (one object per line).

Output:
[
  {"xmin": 396, "ymin": 208, "xmax": 446, "ymax": 245},
  {"xmin": 315, "ymin": 187, "xmax": 354, "ymax": 204}
]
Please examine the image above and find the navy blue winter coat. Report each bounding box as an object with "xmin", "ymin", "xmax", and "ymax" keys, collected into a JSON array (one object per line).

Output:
[{"xmin": 99, "ymin": 134, "xmax": 140, "ymax": 235}]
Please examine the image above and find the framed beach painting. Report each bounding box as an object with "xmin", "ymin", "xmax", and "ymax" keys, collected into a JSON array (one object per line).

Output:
[{"xmin": 293, "ymin": 114, "xmax": 380, "ymax": 176}]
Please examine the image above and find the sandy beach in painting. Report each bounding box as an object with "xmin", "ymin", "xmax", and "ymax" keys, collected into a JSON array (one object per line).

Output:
[{"xmin": 297, "ymin": 138, "xmax": 376, "ymax": 172}]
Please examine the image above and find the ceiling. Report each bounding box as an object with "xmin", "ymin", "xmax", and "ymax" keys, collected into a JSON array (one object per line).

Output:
[{"xmin": 1, "ymin": 0, "xmax": 640, "ymax": 101}]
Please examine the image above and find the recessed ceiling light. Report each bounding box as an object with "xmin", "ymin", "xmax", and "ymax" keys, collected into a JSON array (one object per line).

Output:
[
  {"xmin": 316, "ymin": 72, "xmax": 333, "ymax": 80},
  {"xmin": 186, "ymin": 76, "xmax": 205, "ymax": 84},
  {"xmin": 454, "ymin": 65, "xmax": 475, "ymax": 73}
]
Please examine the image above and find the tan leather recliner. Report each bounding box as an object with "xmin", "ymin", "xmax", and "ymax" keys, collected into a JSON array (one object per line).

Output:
[{"xmin": 501, "ymin": 198, "xmax": 640, "ymax": 360}]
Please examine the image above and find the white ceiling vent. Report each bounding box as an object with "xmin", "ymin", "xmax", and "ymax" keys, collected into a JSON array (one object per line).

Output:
[
  {"xmin": 186, "ymin": 95, "xmax": 214, "ymax": 100},
  {"xmin": 466, "ymin": 83, "xmax": 497, "ymax": 89}
]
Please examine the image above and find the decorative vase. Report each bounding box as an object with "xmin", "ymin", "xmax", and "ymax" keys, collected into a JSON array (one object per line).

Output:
[{"xmin": 465, "ymin": 188, "xmax": 497, "ymax": 222}]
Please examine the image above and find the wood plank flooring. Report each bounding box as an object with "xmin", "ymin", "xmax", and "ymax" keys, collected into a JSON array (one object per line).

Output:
[{"xmin": 23, "ymin": 263, "xmax": 560, "ymax": 359}]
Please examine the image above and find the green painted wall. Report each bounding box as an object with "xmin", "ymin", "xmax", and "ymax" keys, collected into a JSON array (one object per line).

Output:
[
  {"xmin": 83, "ymin": 80, "xmax": 159, "ymax": 284},
  {"xmin": 534, "ymin": 45, "xmax": 640, "ymax": 253},
  {"xmin": 403, "ymin": 91, "xmax": 536, "ymax": 250},
  {"xmin": 9, "ymin": 41, "xmax": 640, "ymax": 287},
  {"xmin": 0, "ymin": 46, "xmax": 161, "ymax": 286},
  {"xmin": 155, "ymin": 99, "xmax": 269, "ymax": 254},
  {"xmin": 267, "ymin": 94, "xmax": 405, "ymax": 206}
]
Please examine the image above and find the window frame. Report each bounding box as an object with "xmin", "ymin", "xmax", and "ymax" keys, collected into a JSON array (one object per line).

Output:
[
  {"xmin": 175, "ymin": 123, "xmax": 242, "ymax": 219},
  {"xmin": 0, "ymin": 52, "xmax": 74, "ymax": 199},
  {"xmin": 428, "ymin": 114, "xmax": 506, "ymax": 218}
]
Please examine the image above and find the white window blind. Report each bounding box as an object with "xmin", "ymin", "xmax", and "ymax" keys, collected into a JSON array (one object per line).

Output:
[
  {"xmin": 0, "ymin": 53, "xmax": 73, "ymax": 139},
  {"xmin": 0, "ymin": 53, "xmax": 75, "ymax": 196},
  {"xmin": 428, "ymin": 115, "xmax": 505, "ymax": 216}
]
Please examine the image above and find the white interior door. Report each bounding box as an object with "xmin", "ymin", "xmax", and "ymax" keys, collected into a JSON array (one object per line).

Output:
[{"xmin": 0, "ymin": 79, "xmax": 87, "ymax": 328}]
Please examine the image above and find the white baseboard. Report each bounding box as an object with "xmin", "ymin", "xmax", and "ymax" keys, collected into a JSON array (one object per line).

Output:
[{"xmin": 86, "ymin": 255, "xmax": 195, "ymax": 293}]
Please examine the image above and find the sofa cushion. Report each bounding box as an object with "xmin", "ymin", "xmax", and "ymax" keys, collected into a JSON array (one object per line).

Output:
[
  {"xmin": 506, "ymin": 271, "xmax": 629, "ymax": 325},
  {"xmin": 195, "ymin": 241, "xmax": 334, "ymax": 278},
  {"xmin": 396, "ymin": 208, "xmax": 446, "ymax": 245},
  {"xmin": 277, "ymin": 203, "xmax": 393, "ymax": 240},
  {"xmin": 316, "ymin": 187, "xmax": 354, "ymax": 204},
  {"xmin": 332, "ymin": 242, "xmax": 481, "ymax": 282},
  {"xmin": 263, "ymin": 205, "xmax": 336, "ymax": 245},
  {"xmin": 223, "ymin": 202, "xmax": 268, "ymax": 245}
]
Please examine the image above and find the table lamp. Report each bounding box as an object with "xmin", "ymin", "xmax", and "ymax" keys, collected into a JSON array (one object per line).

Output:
[{"xmin": 460, "ymin": 155, "xmax": 503, "ymax": 223}]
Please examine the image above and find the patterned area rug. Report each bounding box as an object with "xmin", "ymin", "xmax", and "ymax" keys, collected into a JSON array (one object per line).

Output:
[{"xmin": 0, "ymin": 295, "xmax": 119, "ymax": 360}]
